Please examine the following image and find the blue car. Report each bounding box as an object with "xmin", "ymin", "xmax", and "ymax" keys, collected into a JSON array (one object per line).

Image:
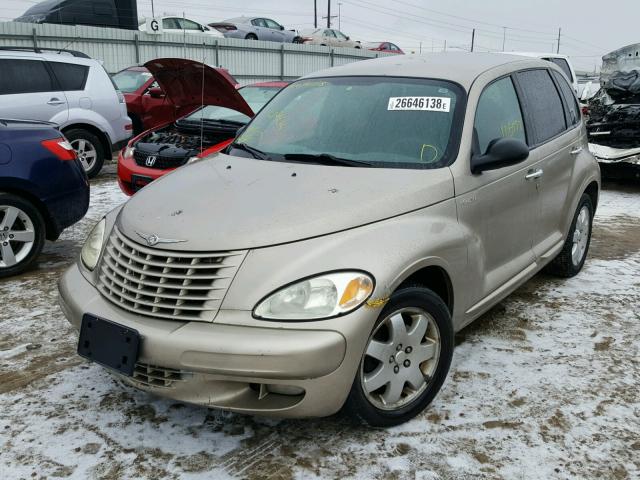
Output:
[{"xmin": 0, "ymin": 119, "xmax": 89, "ymax": 277}]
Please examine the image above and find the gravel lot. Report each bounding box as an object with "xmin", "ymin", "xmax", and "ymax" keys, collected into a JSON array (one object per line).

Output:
[{"xmin": 1, "ymin": 163, "xmax": 639, "ymax": 480}]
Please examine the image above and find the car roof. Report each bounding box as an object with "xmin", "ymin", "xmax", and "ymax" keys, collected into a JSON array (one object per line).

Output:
[
  {"xmin": 0, "ymin": 49, "xmax": 97, "ymax": 66},
  {"xmin": 246, "ymin": 81, "xmax": 290, "ymax": 88},
  {"xmin": 502, "ymin": 51, "xmax": 571, "ymax": 60},
  {"xmin": 303, "ymin": 52, "xmax": 551, "ymax": 90}
]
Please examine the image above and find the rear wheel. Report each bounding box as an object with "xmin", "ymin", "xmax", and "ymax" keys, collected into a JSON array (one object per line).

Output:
[
  {"xmin": 292, "ymin": 36, "xmax": 303, "ymax": 44},
  {"xmin": 245, "ymin": 33, "xmax": 258, "ymax": 40},
  {"xmin": 345, "ymin": 286, "xmax": 454, "ymax": 427},
  {"xmin": 545, "ymin": 194, "xmax": 593, "ymax": 278},
  {"xmin": 65, "ymin": 129, "xmax": 105, "ymax": 178},
  {"xmin": 0, "ymin": 194, "xmax": 45, "ymax": 278}
]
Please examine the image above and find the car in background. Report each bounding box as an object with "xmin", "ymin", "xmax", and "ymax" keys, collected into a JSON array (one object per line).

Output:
[
  {"xmin": 13, "ymin": 0, "xmax": 138, "ymax": 30},
  {"xmin": 139, "ymin": 16, "xmax": 223, "ymax": 37},
  {"xmin": 0, "ymin": 119, "xmax": 89, "ymax": 277},
  {"xmin": 364, "ymin": 42, "xmax": 404, "ymax": 54},
  {"xmin": 117, "ymin": 58, "xmax": 287, "ymax": 195},
  {"xmin": 0, "ymin": 47, "xmax": 132, "ymax": 178},
  {"xmin": 501, "ymin": 52, "xmax": 578, "ymax": 93},
  {"xmin": 111, "ymin": 65, "xmax": 238, "ymax": 134},
  {"xmin": 300, "ymin": 28, "xmax": 361, "ymax": 48},
  {"xmin": 209, "ymin": 17, "xmax": 301, "ymax": 43}
]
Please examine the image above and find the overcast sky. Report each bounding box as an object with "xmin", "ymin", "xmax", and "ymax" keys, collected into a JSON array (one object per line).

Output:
[{"xmin": 3, "ymin": 0, "xmax": 638, "ymax": 71}]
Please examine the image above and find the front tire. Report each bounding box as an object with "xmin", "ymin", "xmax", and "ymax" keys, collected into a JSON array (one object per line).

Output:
[
  {"xmin": 65, "ymin": 128, "xmax": 105, "ymax": 178},
  {"xmin": 0, "ymin": 194, "xmax": 45, "ymax": 278},
  {"xmin": 545, "ymin": 193, "xmax": 593, "ymax": 278},
  {"xmin": 345, "ymin": 286, "xmax": 454, "ymax": 427}
]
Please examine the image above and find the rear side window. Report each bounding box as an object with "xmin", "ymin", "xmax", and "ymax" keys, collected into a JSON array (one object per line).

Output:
[
  {"xmin": 474, "ymin": 77, "xmax": 526, "ymax": 154},
  {"xmin": 163, "ymin": 18, "xmax": 180, "ymax": 29},
  {"xmin": 551, "ymin": 70, "xmax": 580, "ymax": 126},
  {"xmin": 0, "ymin": 59, "xmax": 55, "ymax": 95},
  {"xmin": 515, "ymin": 69, "xmax": 567, "ymax": 145},
  {"xmin": 49, "ymin": 62, "xmax": 89, "ymax": 91},
  {"xmin": 252, "ymin": 18, "xmax": 267, "ymax": 27},
  {"xmin": 545, "ymin": 58, "xmax": 573, "ymax": 82}
]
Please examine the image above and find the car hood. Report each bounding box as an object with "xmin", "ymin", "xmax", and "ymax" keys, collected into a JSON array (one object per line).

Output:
[
  {"xmin": 117, "ymin": 154, "xmax": 455, "ymax": 251},
  {"xmin": 143, "ymin": 58, "xmax": 253, "ymax": 117}
]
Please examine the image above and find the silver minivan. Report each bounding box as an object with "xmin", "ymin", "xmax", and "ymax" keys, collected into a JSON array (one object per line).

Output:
[
  {"xmin": 59, "ymin": 53, "xmax": 600, "ymax": 426},
  {"xmin": 0, "ymin": 48, "xmax": 131, "ymax": 177}
]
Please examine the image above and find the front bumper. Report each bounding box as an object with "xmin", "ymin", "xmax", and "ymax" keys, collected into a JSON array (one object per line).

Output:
[
  {"xmin": 117, "ymin": 150, "xmax": 175, "ymax": 196},
  {"xmin": 58, "ymin": 263, "xmax": 373, "ymax": 417}
]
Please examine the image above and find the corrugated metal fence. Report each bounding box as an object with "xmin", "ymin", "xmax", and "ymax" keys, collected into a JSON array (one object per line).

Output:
[{"xmin": 0, "ymin": 22, "xmax": 389, "ymax": 85}]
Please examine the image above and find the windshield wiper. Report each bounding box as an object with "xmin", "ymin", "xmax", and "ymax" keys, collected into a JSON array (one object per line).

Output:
[
  {"xmin": 230, "ymin": 142, "xmax": 270, "ymax": 160},
  {"xmin": 283, "ymin": 153, "xmax": 373, "ymax": 167}
]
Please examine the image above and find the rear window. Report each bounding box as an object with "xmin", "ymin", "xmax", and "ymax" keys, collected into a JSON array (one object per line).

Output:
[
  {"xmin": 49, "ymin": 62, "xmax": 89, "ymax": 91},
  {"xmin": 112, "ymin": 69, "xmax": 153, "ymax": 93},
  {"xmin": 0, "ymin": 59, "xmax": 55, "ymax": 95},
  {"xmin": 515, "ymin": 69, "xmax": 567, "ymax": 145}
]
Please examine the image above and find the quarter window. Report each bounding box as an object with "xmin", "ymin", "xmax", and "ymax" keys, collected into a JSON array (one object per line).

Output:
[
  {"xmin": 0, "ymin": 59, "xmax": 55, "ymax": 95},
  {"xmin": 551, "ymin": 70, "xmax": 580, "ymax": 126},
  {"xmin": 49, "ymin": 62, "xmax": 89, "ymax": 91},
  {"xmin": 515, "ymin": 69, "xmax": 567, "ymax": 145},
  {"xmin": 474, "ymin": 77, "xmax": 526, "ymax": 154},
  {"xmin": 545, "ymin": 58, "xmax": 573, "ymax": 82}
]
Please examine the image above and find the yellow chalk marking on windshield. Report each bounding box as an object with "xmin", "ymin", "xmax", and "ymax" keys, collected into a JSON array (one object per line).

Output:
[{"xmin": 420, "ymin": 144, "xmax": 438, "ymax": 162}]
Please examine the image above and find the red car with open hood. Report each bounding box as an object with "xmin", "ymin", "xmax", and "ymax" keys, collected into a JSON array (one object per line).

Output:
[{"xmin": 117, "ymin": 58, "xmax": 288, "ymax": 195}]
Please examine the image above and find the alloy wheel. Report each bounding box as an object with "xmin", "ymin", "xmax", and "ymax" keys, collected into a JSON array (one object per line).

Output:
[
  {"xmin": 0, "ymin": 205, "xmax": 36, "ymax": 268},
  {"xmin": 71, "ymin": 138, "xmax": 98, "ymax": 172},
  {"xmin": 360, "ymin": 307, "xmax": 441, "ymax": 411},
  {"xmin": 571, "ymin": 205, "xmax": 590, "ymax": 266}
]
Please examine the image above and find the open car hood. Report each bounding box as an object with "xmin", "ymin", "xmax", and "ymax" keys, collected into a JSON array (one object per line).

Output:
[{"xmin": 143, "ymin": 58, "xmax": 254, "ymax": 117}]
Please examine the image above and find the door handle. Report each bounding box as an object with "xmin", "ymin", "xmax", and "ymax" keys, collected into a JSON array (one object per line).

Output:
[
  {"xmin": 47, "ymin": 98, "xmax": 66, "ymax": 106},
  {"xmin": 570, "ymin": 146, "xmax": 583, "ymax": 155},
  {"xmin": 525, "ymin": 168, "xmax": 544, "ymax": 180}
]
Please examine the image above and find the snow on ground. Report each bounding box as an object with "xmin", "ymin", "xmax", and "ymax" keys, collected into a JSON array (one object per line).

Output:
[{"xmin": 0, "ymin": 165, "xmax": 639, "ymax": 480}]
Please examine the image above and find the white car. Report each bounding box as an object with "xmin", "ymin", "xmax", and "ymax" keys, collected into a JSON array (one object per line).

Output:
[
  {"xmin": 0, "ymin": 47, "xmax": 131, "ymax": 178},
  {"xmin": 139, "ymin": 17, "xmax": 223, "ymax": 37},
  {"xmin": 300, "ymin": 28, "xmax": 361, "ymax": 49}
]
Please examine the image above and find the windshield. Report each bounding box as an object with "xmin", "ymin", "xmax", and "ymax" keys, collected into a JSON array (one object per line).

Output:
[
  {"xmin": 181, "ymin": 85, "xmax": 283, "ymax": 124},
  {"xmin": 233, "ymin": 77, "xmax": 464, "ymax": 169},
  {"xmin": 112, "ymin": 69, "xmax": 153, "ymax": 93}
]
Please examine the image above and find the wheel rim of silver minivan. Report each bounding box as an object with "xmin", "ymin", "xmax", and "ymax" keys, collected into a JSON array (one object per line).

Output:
[
  {"xmin": 571, "ymin": 206, "xmax": 590, "ymax": 266},
  {"xmin": 360, "ymin": 307, "xmax": 441, "ymax": 411},
  {"xmin": 71, "ymin": 139, "xmax": 98, "ymax": 172},
  {"xmin": 0, "ymin": 205, "xmax": 35, "ymax": 268}
]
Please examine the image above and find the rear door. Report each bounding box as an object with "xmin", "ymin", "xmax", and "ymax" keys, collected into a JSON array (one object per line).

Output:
[
  {"xmin": 513, "ymin": 68, "xmax": 576, "ymax": 259},
  {"xmin": 48, "ymin": 60, "xmax": 89, "ymax": 118},
  {"xmin": 0, "ymin": 58, "xmax": 68, "ymax": 124}
]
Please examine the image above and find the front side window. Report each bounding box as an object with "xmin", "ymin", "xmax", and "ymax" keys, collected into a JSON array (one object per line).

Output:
[
  {"xmin": 334, "ymin": 30, "xmax": 348, "ymax": 40},
  {"xmin": 49, "ymin": 62, "xmax": 89, "ymax": 91},
  {"xmin": 474, "ymin": 76, "xmax": 526, "ymax": 154},
  {"xmin": 264, "ymin": 18, "xmax": 280, "ymax": 29},
  {"xmin": 0, "ymin": 59, "xmax": 55, "ymax": 95},
  {"xmin": 515, "ymin": 69, "xmax": 567, "ymax": 145},
  {"xmin": 112, "ymin": 69, "xmax": 152, "ymax": 93},
  {"xmin": 324, "ymin": 29, "xmax": 336, "ymax": 37},
  {"xmin": 178, "ymin": 19, "xmax": 202, "ymax": 30},
  {"xmin": 234, "ymin": 77, "xmax": 464, "ymax": 169}
]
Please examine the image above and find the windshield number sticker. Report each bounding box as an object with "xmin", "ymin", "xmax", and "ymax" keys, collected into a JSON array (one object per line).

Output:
[{"xmin": 388, "ymin": 96, "xmax": 451, "ymax": 112}]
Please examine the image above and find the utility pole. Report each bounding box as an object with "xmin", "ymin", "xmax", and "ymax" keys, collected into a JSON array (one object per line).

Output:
[
  {"xmin": 314, "ymin": 0, "xmax": 317, "ymax": 28},
  {"xmin": 338, "ymin": 2, "xmax": 342, "ymax": 31},
  {"xmin": 470, "ymin": 29, "xmax": 475, "ymax": 52},
  {"xmin": 327, "ymin": 0, "xmax": 331, "ymax": 28},
  {"xmin": 556, "ymin": 27, "xmax": 561, "ymax": 54},
  {"xmin": 444, "ymin": 39, "xmax": 447, "ymax": 52},
  {"xmin": 151, "ymin": 0, "xmax": 155, "ymax": 18},
  {"xmin": 502, "ymin": 26, "xmax": 506, "ymax": 51}
]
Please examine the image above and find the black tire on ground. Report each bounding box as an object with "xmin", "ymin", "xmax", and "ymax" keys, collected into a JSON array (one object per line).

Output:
[
  {"xmin": 0, "ymin": 193, "xmax": 46, "ymax": 278},
  {"xmin": 292, "ymin": 36, "xmax": 302, "ymax": 44},
  {"xmin": 545, "ymin": 193, "xmax": 594, "ymax": 278},
  {"xmin": 245, "ymin": 33, "xmax": 258, "ymax": 40},
  {"xmin": 344, "ymin": 286, "xmax": 454, "ymax": 427},
  {"xmin": 64, "ymin": 128, "xmax": 105, "ymax": 179}
]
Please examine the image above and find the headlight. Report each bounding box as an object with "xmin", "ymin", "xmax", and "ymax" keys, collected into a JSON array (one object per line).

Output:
[
  {"xmin": 122, "ymin": 146, "xmax": 135, "ymax": 160},
  {"xmin": 254, "ymin": 271, "xmax": 374, "ymax": 320},
  {"xmin": 81, "ymin": 218, "xmax": 106, "ymax": 271}
]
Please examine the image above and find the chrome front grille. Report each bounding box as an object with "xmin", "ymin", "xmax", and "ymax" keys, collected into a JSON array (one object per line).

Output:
[
  {"xmin": 132, "ymin": 363, "xmax": 192, "ymax": 388},
  {"xmin": 97, "ymin": 227, "xmax": 246, "ymax": 321}
]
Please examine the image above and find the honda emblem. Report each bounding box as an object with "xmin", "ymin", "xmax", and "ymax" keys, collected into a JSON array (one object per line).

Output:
[{"xmin": 145, "ymin": 155, "xmax": 157, "ymax": 167}]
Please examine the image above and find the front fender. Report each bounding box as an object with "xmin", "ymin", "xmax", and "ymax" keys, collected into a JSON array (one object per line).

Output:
[{"xmin": 221, "ymin": 198, "xmax": 470, "ymax": 330}]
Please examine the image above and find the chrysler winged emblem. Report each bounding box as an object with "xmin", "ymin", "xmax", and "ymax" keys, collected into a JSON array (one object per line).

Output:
[
  {"xmin": 135, "ymin": 231, "xmax": 187, "ymax": 247},
  {"xmin": 145, "ymin": 155, "xmax": 157, "ymax": 167}
]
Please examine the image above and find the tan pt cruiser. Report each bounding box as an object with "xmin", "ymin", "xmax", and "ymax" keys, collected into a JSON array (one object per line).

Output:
[{"xmin": 58, "ymin": 53, "xmax": 600, "ymax": 427}]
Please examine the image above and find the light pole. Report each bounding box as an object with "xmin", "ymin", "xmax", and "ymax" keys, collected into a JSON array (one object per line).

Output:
[
  {"xmin": 151, "ymin": 0, "xmax": 155, "ymax": 18},
  {"xmin": 338, "ymin": 2, "xmax": 342, "ymax": 31},
  {"xmin": 314, "ymin": 0, "xmax": 317, "ymax": 28}
]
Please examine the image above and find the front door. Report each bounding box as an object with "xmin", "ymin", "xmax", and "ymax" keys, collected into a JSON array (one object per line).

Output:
[{"xmin": 455, "ymin": 75, "xmax": 540, "ymax": 308}]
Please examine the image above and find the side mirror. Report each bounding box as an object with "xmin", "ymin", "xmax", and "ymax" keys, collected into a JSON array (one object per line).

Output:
[
  {"xmin": 471, "ymin": 137, "xmax": 529, "ymax": 174},
  {"xmin": 280, "ymin": 25, "xmax": 285, "ymax": 30},
  {"xmin": 148, "ymin": 87, "xmax": 165, "ymax": 99},
  {"xmin": 346, "ymin": 36, "xmax": 350, "ymax": 40}
]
